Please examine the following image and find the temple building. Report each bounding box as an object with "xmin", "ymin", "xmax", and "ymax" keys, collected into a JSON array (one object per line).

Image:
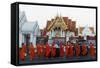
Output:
[
  {"xmin": 19, "ymin": 11, "xmax": 40, "ymax": 48},
  {"xmin": 42, "ymin": 15, "xmax": 78, "ymax": 45},
  {"xmin": 79, "ymin": 26, "xmax": 94, "ymax": 36}
]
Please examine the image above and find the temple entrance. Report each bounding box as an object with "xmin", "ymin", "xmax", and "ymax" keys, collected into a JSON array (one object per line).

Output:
[
  {"xmin": 52, "ymin": 37, "xmax": 66, "ymax": 45},
  {"xmin": 53, "ymin": 27, "xmax": 62, "ymax": 37},
  {"xmin": 36, "ymin": 36, "xmax": 48, "ymax": 45},
  {"xmin": 24, "ymin": 34, "xmax": 30, "ymax": 54},
  {"xmin": 24, "ymin": 34, "xmax": 30, "ymax": 46}
]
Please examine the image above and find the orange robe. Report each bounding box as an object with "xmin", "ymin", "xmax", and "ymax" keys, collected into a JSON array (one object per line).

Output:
[
  {"xmin": 90, "ymin": 43, "xmax": 95, "ymax": 57},
  {"xmin": 75, "ymin": 44, "xmax": 80, "ymax": 56},
  {"xmin": 60, "ymin": 43, "xmax": 64, "ymax": 57},
  {"xmin": 37, "ymin": 44, "xmax": 43, "ymax": 57},
  {"xmin": 69, "ymin": 44, "xmax": 74, "ymax": 57},
  {"xmin": 39, "ymin": 45, "xmax": 43, "ymax": 57},
  {"xmin": 65, "ymin": 44, "xmax": 69, "ymax": 57},
  {"xmin": 45, "ymin": 43, "xmax": 50, "ymax": 58},
  {"xmin": 36, "ymin": 44, "xmax": 39, "ymax": 56},
  {"xmin": 22, "ymin": 44, "xmax": 26, "ymax": 53},
  {"xmin": 82, "ymin": 44, "xmax": 87, "ymax": 56},
  {"xmin": 29, "ymin": 44, "xmax": 35, "ymax": 61},
  {"xmin": 51, "ymin": 43, "xmax": 56, "ymax": 57},
  {"xmin": 19, "ymin": 48, "xmax": 25, "ymax": 61},
  {"xmin": 43, "ymin": 45, "xmax": 46, "ymax": 56}
]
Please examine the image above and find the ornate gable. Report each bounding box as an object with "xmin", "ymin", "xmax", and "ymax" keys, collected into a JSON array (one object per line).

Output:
[{"xmin": 47, "ymin": 15, "xmax": 68, "ymax": 31}]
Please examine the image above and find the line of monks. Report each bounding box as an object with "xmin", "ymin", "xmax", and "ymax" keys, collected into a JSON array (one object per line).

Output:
[{"xmin": 19, "ymin": 42, "xmax": 95, "ymax": 61}]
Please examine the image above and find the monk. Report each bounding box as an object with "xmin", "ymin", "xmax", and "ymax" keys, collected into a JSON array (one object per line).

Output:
[
  {"xmin": 22, "ymin": 43, "xmax": 26, "ymax": 53},
  {"xmin": 59, "ymin": 41, "xmax": 64, "ymax": 57},
  {"xmin": 89, "ymin": 42, "xmax": 95, "ymax": 57},
  {"xmin": 37, "ymin": 43, "xmax": 43, "ymax": 57},
  {"xmin": 65, "ymin": 42, "xmax": 69, "ymax": 57},
  {"xmin": 19, "ymin": 48, "xmax": 25, "ymax": 61},
  {"xmin": 39, "ymin": 44, "xmax": 43, "ymax": 57},
  {"xmin": 82, "ymin": 43, "xmax": 87, "ymax": 56},
  {"xmin": 75, "ymin": 43, "xmax": 80, "ymax": 56},
  {"xmin": 29, "ymin": 43, "xmax": 35, "ymax": 61},
  {"xmin": 36, "ymin": 43, "xmax": 39, "ymax": 57},
  {"xmin": 42, "ymin": 44, "xmax": 46, "ymax": 56},
  {"xmin": 51, "ymin": 42, "xmax": 56, "ymax": 57},
  {"xmin": 69, "ymin": 43, "xmax": 74, "ymax": 57},
  {"xmin": 45, "ymin": 42, "xmax": 51, "ymax": 58},
  {"xmin": 19, "ymin": 43, "xmax": 27, "ymax": 61}
]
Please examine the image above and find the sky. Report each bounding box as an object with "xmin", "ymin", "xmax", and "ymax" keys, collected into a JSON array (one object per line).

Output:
[{"xmin": 19, "ymin": 4, "xmax": 96, "ymax": 32}]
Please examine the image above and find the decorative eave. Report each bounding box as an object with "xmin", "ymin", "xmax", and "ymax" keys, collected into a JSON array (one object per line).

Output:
[{"xmin": 46, "ymin": 16, "xmax": 68, "ymax": 32}]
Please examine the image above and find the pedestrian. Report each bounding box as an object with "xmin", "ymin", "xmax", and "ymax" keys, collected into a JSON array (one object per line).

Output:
[
  {"xmin": 82, "ymin": 43, "xmax": 87, "ymax": 56},
  {"xmin": 19, "ymin": 43, "xmax": 26, "ymax": 61},
  {"xmin": 19, "ymin": 48, "xmax": 25, "ymax": 61},
  {"xmin": 59, "ymin": 41, "xmax": 64, "ymax": 57},
  {"xmin": 51, "ymin": 41, "xmax": 56, "ymax": 57},
  {"xmin": 89, "ymin": 42, "xmax": 95, "ymax": 57},
  {"xmin": 37, "ymin": 43, "xmax": 43, "ymax": 57},
  {"xmin": 75, "ymin": 42, "xmax": 80, "ymax": 56},
  {"xmin": 29, "ymin": 43, "xmax": 35, "ymax": 61},
  {"xmin": 69, "ymin": 43, "xmax": 74, "ymax": 57},
  {"xmin": 45, "ymin": 42, "xmax": 51, "ymax": 58},
  {"xmin": 22, "ymin": 43, "xmax": 26, "ymax": 53},
  {"xmin": 65, "ymin": 42, "xmax": 69, "ymax": 57}
]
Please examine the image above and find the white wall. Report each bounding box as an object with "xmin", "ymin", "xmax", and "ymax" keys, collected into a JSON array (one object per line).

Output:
[{"xmin": 0, "ymin": 0, "xmax": 99, "ymax": 68}]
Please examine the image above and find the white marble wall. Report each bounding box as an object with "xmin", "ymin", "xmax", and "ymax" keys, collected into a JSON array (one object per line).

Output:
[
  {"xmin": 19, "ymin": 33, "xmax": 22, "ymax": 48},
  {"xmin": 30, "ymin": 33, "xmax": 33, "ymax": 44}
]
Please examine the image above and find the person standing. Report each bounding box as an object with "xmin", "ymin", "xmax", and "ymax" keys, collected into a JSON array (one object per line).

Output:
[
  {"xmin": 59, "ymin": 41, "xmax": 64, "ymax": 57},
  {"xmin": 29, "ymin": 43, "xmax": 35, "ymax": 61},
  {"xmin": 45, "ymin": 42, "xmax": 51, "ymax": 58},
  {"xmin": 19, "ymin": 43, "xmax": 26, "ymax": 61},
  {"xmin": 65, "ymin": 42, "xmax": 69, "ymax": 57},
  {"xmin": 51, "ymin": 41, "xmax": 56, "ymax": 57},
  {"xmin": 82, "ymin": 43, "xmax": 87, "ymax": 56},
  {"xmin": 69, "ymin": 43, "xmax": 74, "ymax": 57},
  {"xmin": 22, "ymin": 43, "xmax": 26, "ymax": 54},
  {"xmin": 37, "ymin": 43, "xmax": 43, "ymax": 57},
  {"xmin": 75, "ymin": 42, "xmax": 80, "ymax": 56},
  {"xmin": 89, "ymin": 42, "xmax": 95, "ymax": 57}
]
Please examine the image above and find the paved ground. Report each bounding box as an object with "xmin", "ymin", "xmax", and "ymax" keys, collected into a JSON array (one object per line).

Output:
[{"xmin": 19, "ymin": 53, "xmax": 96, "ymax": 64}]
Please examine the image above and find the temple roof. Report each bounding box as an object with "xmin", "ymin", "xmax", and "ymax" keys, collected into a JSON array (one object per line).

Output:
[
  {"xmin": 45, "ymin": 16, "xmax": 76, "ymax": 32},
  {"xmin": 79, "ymin": 27, "xmax": 94, "ymax": 34},
  {"xmin": 21, "ymin": 21, "xmax": 38, "ymax": 33}
]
